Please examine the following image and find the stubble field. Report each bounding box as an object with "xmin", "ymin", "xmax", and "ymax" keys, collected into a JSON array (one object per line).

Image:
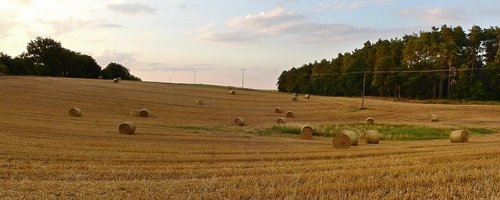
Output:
[{"xmin": 0, "ymin": 76, "xmax": 499, "ymax": 199}]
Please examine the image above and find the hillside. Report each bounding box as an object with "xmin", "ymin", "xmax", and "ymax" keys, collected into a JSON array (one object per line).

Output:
[
  {"xmin": 1, "ymin": 76, "xmax": 499, "ymax": 130},
  {"xmin": 0, "ymin": 76, "xmax": 499, "ymax": 199}
]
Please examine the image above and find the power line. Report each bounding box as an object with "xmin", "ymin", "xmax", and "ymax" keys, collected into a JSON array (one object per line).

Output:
[
  {"xmin": 279, "ymin": 65, "xmax": 499, "ymax": 110},
  {"xmin": 284, "ymin": 66, "xmax": 499, "ymax": 77}
]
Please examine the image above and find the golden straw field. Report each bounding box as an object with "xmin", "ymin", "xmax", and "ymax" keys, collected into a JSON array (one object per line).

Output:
[{"xmin": 0, "ymin": 76, "xmax": 499, "ymax": 199}]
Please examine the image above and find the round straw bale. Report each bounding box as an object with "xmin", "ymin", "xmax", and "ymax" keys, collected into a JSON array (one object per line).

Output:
[
  {"xmin": 343, "ymin": 130, "xmax": 359, "ymax": 145},
  {"xmin": 234, "ymin": 117, "xmax": 245, "ymax": 126},
  {"xmin": 300, "ymin": 125, "xmax": 313, "ymax": 140},
  {"xmin": 277, "ymin": 117, "xmax": 287, "ymax": 125},
  {"xmin": 230, "ymin": 90, "xmax": 236, "ymax": 95},
  {"xmin": 68, "ymin": 108, "xmax": 82, "ymax": 117},
  {"xmin": 196, "ymin": 99, "xmax": 203, "ymax": 105},
  {"xmin": 305, "ymin": 94, "xmax": 310, "ymax": 99},
  {"xmin": 119, "ymin": 122, "xmax": 136, "ymax": 134},
  {"xmin": 333, "ymin": 133, "xmax": 351, "ymax": 149},
  {"xmin": 366, "ymin": 130, "xmax": 380, "ymax": 144},
  {"xmin": 275, "ymin": 107, "xmax": 283, "ymax": 113},
  {"xmin": 130, "ymin": 110, "xmax": 140, "ymax": 117},
  {"xmin": 333, "ymin": 130, "xmax": 359, "ymax": 148},
  {"xmin": 113, "ymin": 78, "xmax": 119, "ymax": 83},
  {"xmin": 450, "ymin": 129, "xmax": 469, "ymax": 143},
  {"xmin": 366, "ymin": 117, "xmax": 375, "ymax": 124},
  {"xmin": 98, "ymin": 76, "xmax": 103, "ymax": 79},
  {"xmin": 430, "ymin": 114, "xmax": 439, "ymax": 122},
  {"xmin": 292, "ymin": 96, "xmax": 298, "ymax": 101},
  {"xmin": 286, "ymin": 111, "xmax": 294, "ymax": 118},
  {"xmin": 139, "ymin": 109, "xmax": 149, "ymax": 117}
]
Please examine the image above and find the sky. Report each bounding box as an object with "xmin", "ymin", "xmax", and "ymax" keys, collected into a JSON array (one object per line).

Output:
[{"xmin": 1, "ymin": 0, "xmax": 499, "ymax": 89}]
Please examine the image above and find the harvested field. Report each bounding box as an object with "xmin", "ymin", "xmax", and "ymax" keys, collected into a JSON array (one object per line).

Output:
[{"xmin": 0, "ymin": 76, "xmax": 499, "ymax": 199}]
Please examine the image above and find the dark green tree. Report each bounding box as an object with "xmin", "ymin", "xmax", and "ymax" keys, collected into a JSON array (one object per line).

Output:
[
  {"xmin": 277, "ymin": 25, "xmax": 500, "ymax": 100},
  {"xmin": 101, "ymin": 62, "xmax": 141, "ymax": 81},
  {"xmin": 26, "ymin": 37, "xmax": 102, "ymax": 78},
  {"xmin": 26, "ymin": 37, "xmax": 65, "ymax": 76},
  {"xmin": 0, "ymin": 53, "xmax": 12, "ymax": 75}
]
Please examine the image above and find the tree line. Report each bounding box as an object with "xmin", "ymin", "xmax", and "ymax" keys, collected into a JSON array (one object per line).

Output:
[
  {"xmin": 277, "ymin": 25, "xmax": 500, "ymax": 100},
  {"xmin": 0, "ymin": 37, "xmax": 141, "ymax": 81}
]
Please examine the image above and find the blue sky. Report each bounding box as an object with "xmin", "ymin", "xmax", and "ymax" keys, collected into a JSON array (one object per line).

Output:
[{"xmin": 1, "ymin": 0, "xmax": 499, "ymax": 89}]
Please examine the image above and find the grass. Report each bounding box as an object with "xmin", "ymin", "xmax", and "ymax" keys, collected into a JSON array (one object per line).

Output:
[
  {"xmin": 469, "ymin": 128, "xmax": 497, "ymax": 135},
  {"xmin": 379, "ymin": 126, "xmax": 448, "ymax": 140},
  {"xmin": 422, "ymin": 99, "xmax": 500, "ymax": 105},
  {"xmin": 267, "ymin": 125, "xmax": 301, "ymax": 135},
  {"xmin": 266, "ymin": 123, "xmax": 497, "ymax": 140}
]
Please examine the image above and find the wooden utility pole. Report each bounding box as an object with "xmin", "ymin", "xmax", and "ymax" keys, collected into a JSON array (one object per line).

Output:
[
  {"xmin": 241, "ymin": 69, "xmax": 246, "ymax": 88},
  {"xmin": 193, "ymin": 70, "xmax": 197, "ymax": 84},
  {"xmin": 361, "ymin": 72, "xmax": 366, "ymax": 109}
]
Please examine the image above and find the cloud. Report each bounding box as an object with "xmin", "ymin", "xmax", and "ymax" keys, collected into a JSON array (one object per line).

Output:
[
  {"xmin": 199, "ymin": 31, "xmax": 262, "ymax": 42},
  {"xmin": 399, "ymin": 8, "xmax": 468, "ymax": 23},
  {"xmin": 96, "ymin": 23, "xmax": 125, "ymax": 28},
  {"xmin": 318, "ymin": 2, "xmax": 367, "ymax": 10},
  {"xmin": 170, "ymin": 0, "xmax": 187, "ymax": 9},
  {"xmin": 195, "ymin": 7, "xmax": 384, "ymax": 44},
  {"xmin": 42, "ymin": 18, "xmax": 91, "ymax": 35},
  {"xmin": 0, "ymin": 16, "xmax": 16, "ymax": 38},
  {"xmin": 226, "ymin": 7, "xmax": 304, "ymax": 36},
  {"xmin": 94, "ymin": 49, "xmax": 138, "ymax": 68},
  {"xmin": 38, "ymin": 18, "xmax": 125, "ymax": 35},
  {"xmin": 372, "ymin": 0, "xmax": 399, "ymax": 4},
  {"xmin": 5, "ymin": 0, "xmax": 32, "ymax": 6},
  {"xmin": 195, "ymin": 7, "xmax": 301, "ymax": 42},
  {"xmin": 285, "ymin": 23, "xmax": 378, "ymax": 43},
  {"xmin": 144, "ymin": 63, "xmax": 215, "ymax": 72},
  {"xmin": 317, "ymin": 0, "xmax": 399, "ymax": 11},
  {"xmin": 107, "ymin": 3, "xmax": 156, "ymax": 15},
  {"xmin": 0, "ymin": 1, "xmax": 126, "ymax": 38}
]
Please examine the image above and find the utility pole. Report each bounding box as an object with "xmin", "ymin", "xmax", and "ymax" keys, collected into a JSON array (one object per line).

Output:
[
  {"xmin": 361, "ymin": 72, "xmax": 366, "ymax": 109},
  {"xmin": 240, "ymin": 68, "xmax": 246, "ymax": 88},
  {"xmin": 169, "ymin": 76, "xmax": 172, "ymax": 83},
  {"xmin": 193, "ymin": 70, "xmax": 197, "ymax": 84}
]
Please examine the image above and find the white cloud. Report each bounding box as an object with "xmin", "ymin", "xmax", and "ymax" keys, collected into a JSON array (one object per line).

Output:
[
  {"xmin": 317, "ymin": 0, "xmax": 400, "ymax": 11},
  {"xmin": 4, "ymin": 0, "xmax": 32, "ymax": 6},
  {"xmin": 285, "ymin": 23, "xmax": 378, "ymax": 43},
  {"xmin": 0, "ymin": 15, "xmax": 16, "ymax": 38},
  {"xmin": 226, "ymin": 7, "xmax": 303, "ymax": 36},
  {"xmin": 199, "ymin": 31, "xmax": 262, "ymax": 43},
  {"xmin": 144, "ymin": 62, "xmax": 215, "ymax": 72},
  {"xmin": 94, "ymin": 49, "xmax": 138, "ymax": 68},
  {"xmin": 195, "ymin": 7, "xmax": 383, "ymax": 44},
  {"xmin": 170, "ymin": 0, "xmax": 186, "ymax": 9},
  {"xmin": 0, "ymin": 0, "xmax": 127, "ymax": 39},
  {"xmin": 96, "ymin": 23, "xmax": 125, "ymax": 28},
  {"xmin": 318, "ymin": 1, "xmax": 367, "ymax": 10},
  {"xmin": 107, "ymin": 3, "xmax": 156, "ymax": 15},
  {"xmin": 42, "ymin": 18, "xmax": 91, "ymax": 35}
]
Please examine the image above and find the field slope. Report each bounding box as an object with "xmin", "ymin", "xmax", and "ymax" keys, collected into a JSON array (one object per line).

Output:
[{"xmin": 0, "ymin": 76, "xmax": 499, "ymax": 199}]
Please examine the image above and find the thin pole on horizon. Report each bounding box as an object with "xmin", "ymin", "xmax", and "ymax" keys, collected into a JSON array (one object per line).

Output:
[
  {"xmin": 193, "ymin": 70, "xmax": 197, "ymax": 84},
  {"xmin": 361, "ymin": 72, "xmax": 366, "ymax": 110},
  {"xmin": 240, "ymin": 68, "xmax": 246, "ymax": 88}
]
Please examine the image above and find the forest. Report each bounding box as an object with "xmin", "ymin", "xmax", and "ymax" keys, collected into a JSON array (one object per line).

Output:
[
  {"xmin": 277, "ymin": 25, "xmax": 500, "ymax": 100},
  {"xmin": 0, "ymin": 37, "xmax": 141, "ymax": 81}
]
